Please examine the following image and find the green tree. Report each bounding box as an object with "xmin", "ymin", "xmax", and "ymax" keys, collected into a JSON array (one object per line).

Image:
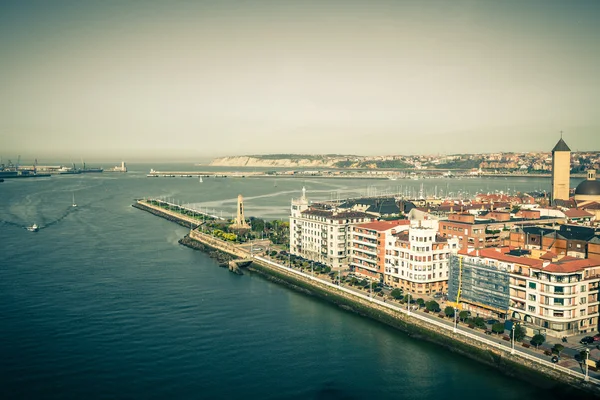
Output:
[
  {"xmin": 552, "ymin": 344, "xmax": 564, "ymax": 356},
  {"xmin": 472, "ymin": 317, "xmax": 486, "ymax": 329},
  {"xmin": 250, "ymin": 217, "xmax": 265, "ymax": 232},
  {"xmin": 425, "ymin": 300, "xmax": 440, "ymax": 313},
  {"xmin": 444, "ymin": 306, "xmax": 455, "ymax": 318},
  {"xmin": 416, "ymin": 298, "xmax": 425, "ymax": 308},
  {"xmin": 513, "ymin": 325, "xmax": 526, "ymax": 342},
  {"xmin": 390, "ymin": 289, "xmax": 404, "ymax": 300},
  {"xmin": 459, "ymin": 311, "xmax": 470, "ymax": 322},
  {"xmin": 492, "ymin": 323, "xmax": 505, "ymax": 334},
  {"xmin": 531, "ymin": 334, "xmax": 546, "ymax": 349}
]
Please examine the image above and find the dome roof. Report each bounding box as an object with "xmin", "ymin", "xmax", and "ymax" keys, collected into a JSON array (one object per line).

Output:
[{"xmin": 575, "ymin": 180, "xmax": 600, "ymax": 196}]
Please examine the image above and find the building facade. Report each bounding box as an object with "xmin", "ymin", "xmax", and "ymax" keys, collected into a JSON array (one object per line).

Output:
[
  {"xmin": 449, "ymin": 247, "xmax": 600, "ymax": 338},
  {"xmin": 350, "ymin": 220, "xmax": 410, "ymax": 280},
  {"xmin": 383, "ymin": 223, "xmax": 459, "ymax": 295},
  {"xmin": 289, "ymin": 189, "xmax": 373, "ymax": 268}
]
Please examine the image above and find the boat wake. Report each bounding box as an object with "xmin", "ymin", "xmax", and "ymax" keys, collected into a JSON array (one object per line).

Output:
[{"xmin": 38, "ymin": 206, "xmax": 79, "ymax": 230}]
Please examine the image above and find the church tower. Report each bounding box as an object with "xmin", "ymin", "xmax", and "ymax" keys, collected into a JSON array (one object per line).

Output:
[{"xmin": 551, "ymin": 136, "xmax": 571, "ymax": 202}]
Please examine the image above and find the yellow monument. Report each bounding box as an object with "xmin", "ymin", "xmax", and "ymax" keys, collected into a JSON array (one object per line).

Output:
[
  {"xmin": 551, "ymin": 136, "xmax": 571, "ymax": 202},
  {"xmin": 231, "ymin": 194, "xmax": 250, "ymax": 230}
]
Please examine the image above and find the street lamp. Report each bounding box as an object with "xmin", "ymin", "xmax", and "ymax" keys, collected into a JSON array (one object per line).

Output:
[
  {"xmin": 311, "ymin": 261, "xmax": 313, "ymax": 277},
  {"xmin": 511, "ymin": 324, "xmax": 516, "ymax": 355},
  {"xmin": 585, "ymin": 348, "xmax": 591, "ymax": 382},
  {"xmin": 453, "ymin": 307, "xmax": 458, "ymax": 333},
  {"xmin": 407, "ymin": 293, "xmax": 411, "ymax": 315}
]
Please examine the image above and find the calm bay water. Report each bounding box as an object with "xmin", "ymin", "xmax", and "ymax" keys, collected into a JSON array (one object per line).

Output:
[{"xmin": 0, "ymin": 164, "xmax": 577, "ymax": 399}]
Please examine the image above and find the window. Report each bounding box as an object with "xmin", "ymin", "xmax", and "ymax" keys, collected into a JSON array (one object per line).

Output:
[
  {"xmin": 529, "ymin": 282, "xmax": 536, "ymax": 289},
  {"xmin": 528, "ymin": 306, "xmax": 536, "ymax": 312},
  {"xmin": 528, "ymin": 294, "xmax": 536, "ymax": 301}
]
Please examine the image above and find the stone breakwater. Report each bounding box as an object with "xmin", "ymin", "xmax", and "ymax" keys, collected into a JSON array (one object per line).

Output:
[{"xmin": 133, "ymin": 201, "xmax": 599, "ymax": 398}]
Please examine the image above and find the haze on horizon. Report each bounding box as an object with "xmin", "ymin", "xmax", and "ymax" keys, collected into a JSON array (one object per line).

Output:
[{"xmin": 1, "ymin": 0, "xmax": 599, "ymax": 163}]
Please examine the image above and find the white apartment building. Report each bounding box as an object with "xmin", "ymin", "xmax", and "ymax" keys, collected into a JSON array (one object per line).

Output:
[
  {"xmin": 383, "ymin": 222, "xmax": 459, "ymax": 295},
  {"xmin": 350, "ymin": 220, "xmax": 410, "ymax": 280},
  {"xmin": 290, "ymin": 189, "xmax": 373, "ymax": 268}
]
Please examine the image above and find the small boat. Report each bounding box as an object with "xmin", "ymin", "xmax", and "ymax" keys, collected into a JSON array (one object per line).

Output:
[
  {"xmin": 199, "ymin": 176, "xmax": 203, "ymax": 183},
  {"xmin": 72, "ymin": 193, "xmax": 77, "ymax": 207},
  {"xmin": 27, "ymin": 224, "xmax": 39, "ymax": 232}
]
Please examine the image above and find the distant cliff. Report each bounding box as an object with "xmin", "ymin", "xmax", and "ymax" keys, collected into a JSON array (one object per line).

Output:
[
  {"xmin": 210, "ymin": 155, "xmax": 349, "ymax": 168},
  {"xmin": 209, "ymin": 155, "xmax": 411, "ymax": 169}
]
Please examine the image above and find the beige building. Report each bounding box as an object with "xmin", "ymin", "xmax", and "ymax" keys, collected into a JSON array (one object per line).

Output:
[
  {"xmin": 384, "ymin": 222, "xmax": 459, "ymax": 295},
  {"xmin": 551, "ymin": 137, "xmax": 571, "ymax": 202}
]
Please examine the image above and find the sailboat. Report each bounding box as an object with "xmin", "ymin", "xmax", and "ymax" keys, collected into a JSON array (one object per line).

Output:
[
  {"xmin": 199, "ymin": 176, "xmax": 203, "ymax": 183},
  {"xmin": 72, "ymin": 193, "xmax": 77, "ymax": 207}
]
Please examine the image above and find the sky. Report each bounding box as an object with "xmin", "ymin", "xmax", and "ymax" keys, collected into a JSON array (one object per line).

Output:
[{"xmin": 1, "ymin": 0, "xmax": 599, "ymax": 162}]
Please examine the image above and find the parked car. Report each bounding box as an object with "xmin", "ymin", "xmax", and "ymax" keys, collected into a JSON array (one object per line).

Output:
[
  {"xmin": 580, "ymin": 336, "xmax": 595, "ymax": 345},
  {"xmin": 486, "ymin": 319, "xmax": 500, "ymax": 325},
  {"xmin": 593, "ymin": 334, "xmax": 600, "ymax": 342}
]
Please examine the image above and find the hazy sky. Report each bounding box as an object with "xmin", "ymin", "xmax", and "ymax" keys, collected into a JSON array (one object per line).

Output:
[{"xmin": 1, "ymin": 0, "xmax": 599, "ymax": 162}]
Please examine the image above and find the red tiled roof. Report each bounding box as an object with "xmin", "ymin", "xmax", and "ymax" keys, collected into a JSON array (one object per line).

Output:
[
  {"xmin": 581, "ymin": 202, "xmax": 600, "ymax": 210},
  {"xmin": 535, "ymin": 257, "xmax": 600, "ymax": 273},
  {"xmin": 458, "ymin": 247, "xmax": 543, "ymax": 267},
  {"xmin": 540, "ymin": 251, "xmax": 557, "ymax": 260},
  {"xmin": 356, "ymin": 220, "xmax": 410, "ymax": 231},
  {"xmin": 564, "ymin": 209, "xmax": 593, "ymax": 218}
]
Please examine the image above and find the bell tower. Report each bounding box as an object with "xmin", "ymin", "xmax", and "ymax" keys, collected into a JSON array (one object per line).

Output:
[{"xmin": 551, "ymin": 134, "xmax": 571, "ymax": 202}]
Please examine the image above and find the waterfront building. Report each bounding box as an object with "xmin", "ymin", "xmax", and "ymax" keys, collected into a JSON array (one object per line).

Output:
[
  {"xmin": 383, "ymin": 221, "xmax": 459, "ymax": 295},
  {"xmin": 449, "ymin": 247, "xmax": 600, "ymax": 338},
  {"xmin": 349, "ymin": 220, "xmax": 410, "ymax": 279},
  {"xmin": 551, "ymin": 137, "xmax": 571, "ymax": 202},
  {"xmin": 439, "ymin": 211, "xmax": 565, "ymax": 250},
  {"xmin": 290, "ymin": 189, "xmax": 373, "ymax": 268},
  {"xmin": 508, "ymin": 224, "xmax": 600, "ymax": 259}
]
